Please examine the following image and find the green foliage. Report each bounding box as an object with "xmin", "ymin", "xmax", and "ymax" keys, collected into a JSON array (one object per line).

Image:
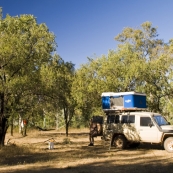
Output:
[
  {"xmin": 72, "ymin": 58, "xmax": 105, "ymax": 122},
  {"xmin": 0, "ymin": 12, "xmax": 57, "ymax": 145},
  {"xmin": 0, "ymin": 13, "xmax": 56, "ymax": 115},
  {"xmin": 39, "ymin": 54, "xmax": 76, "ymax": 135},
  {"xmin": 1, "ymin": 13, "xmax": 173, "ymax": 141},
  {"xmin": 72, "ymin": 21, "xmax": 173, "ymax": 122}
]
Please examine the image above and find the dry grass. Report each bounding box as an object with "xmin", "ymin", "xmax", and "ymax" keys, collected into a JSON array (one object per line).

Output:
[{"xmin": 0, "ymin": 128, "xmax": 173, "ymax": 173}]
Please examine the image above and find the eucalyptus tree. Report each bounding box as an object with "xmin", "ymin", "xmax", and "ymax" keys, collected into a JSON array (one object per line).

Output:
[
  {"xmin": 115, "ymin": 21, "xmax": 172, "ymax": 112},
  {"xmin": 160, "ymin": 40, "xmax": 173, "ymax": 120},
  {"xmin": 97, "ymin": 45, "xmax": 145, "ymax": 92},
  {"xmin": 74, "ymin": 21, "xmax": 173, "ymax": 117},
  {"xmin": 115, "ymin": 21, "xmax": 164, "ymax": 60},
  {"xmin": 0, "ymin": 13, "xmax": 56, "ymax": 146},
  {"xmin": 40, "ymin": 55, "xmax": 76, "ymax": 136},
  {"xmin": 72, "ymin": 58, "xmax": 106, "ymax": 122}
]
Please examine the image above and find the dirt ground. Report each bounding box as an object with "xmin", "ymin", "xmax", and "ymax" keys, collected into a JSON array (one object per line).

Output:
[{"xmin": 0, "ymin": 128, "xmax": 173, "ymax": 173}]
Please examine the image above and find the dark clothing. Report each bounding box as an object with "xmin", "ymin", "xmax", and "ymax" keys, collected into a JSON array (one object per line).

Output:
[
  {"xmin": 88, "ymin": 116, "xmax": 103, "ymax": 146},
  {"xmin": 89, "ymin": 122, "xmax": 98, "ymax": 145}
]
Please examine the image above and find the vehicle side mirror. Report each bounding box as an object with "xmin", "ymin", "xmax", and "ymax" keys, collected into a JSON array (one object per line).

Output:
[{"xmin": 148, "ymin": 123, "xmax": 153, "ymax": 128}]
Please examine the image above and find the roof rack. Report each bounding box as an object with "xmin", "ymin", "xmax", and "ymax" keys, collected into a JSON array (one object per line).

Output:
[{"xmin": 103, "ymin": 107, "xmax": 148, "ymax": 114}]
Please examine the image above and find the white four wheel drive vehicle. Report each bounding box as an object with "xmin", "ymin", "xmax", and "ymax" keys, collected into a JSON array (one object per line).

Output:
[{"xmin": 101, "ymin": 111, "xmax": 173, "ymax": 153}]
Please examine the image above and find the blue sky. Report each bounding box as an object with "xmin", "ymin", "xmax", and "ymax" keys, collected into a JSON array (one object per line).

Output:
[{"xmin": 1, "ymin": 0, "xmax": 173, "ymax": 69}]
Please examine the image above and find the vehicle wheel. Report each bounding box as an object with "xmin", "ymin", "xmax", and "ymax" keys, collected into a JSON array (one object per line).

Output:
[
  {"xmin": 113, "ymin": 135, "xmax": 127, "ymax": 149},
  {"xmin": 164, "ymin": 137, "xmax": 173, "ymax": 153},
  {"xmin": 129, "ymin": 142, "xmax": 140, "ymax": 148}
]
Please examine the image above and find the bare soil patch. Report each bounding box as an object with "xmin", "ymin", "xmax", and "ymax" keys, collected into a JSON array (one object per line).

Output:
[{"xmin": 0, "ymin": 128, "xmax": 173, "ymax": 173}]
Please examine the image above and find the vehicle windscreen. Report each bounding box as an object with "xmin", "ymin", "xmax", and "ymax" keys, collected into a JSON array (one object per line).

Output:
[{"xmin": 153, "ymin": 115, "xmax": 169, "ymax": 126}]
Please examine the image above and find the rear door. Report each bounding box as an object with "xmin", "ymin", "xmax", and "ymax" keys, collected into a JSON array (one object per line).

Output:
[
  {"xmin": 104, "ymin": 115, "xmax": 120, "ymax": 138},
  {"xmin": 121, "ymin": 114, "xmax": 140, "ymax": 142}
]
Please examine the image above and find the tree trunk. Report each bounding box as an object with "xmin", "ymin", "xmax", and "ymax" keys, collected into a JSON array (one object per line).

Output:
[
  {"xmin": 65, "ymin": 121, "xmax": 69, "ymax": 137},
  {"xmin": 64, "ymin": 108, "xmax": 69, "ymax": 137},
  {"xmin": 55, "ymin": 113, "xmax": 59, "ymax": 130},
  {"xmin": 22, "ymin": 125, "xmax": 27, "ymax": 137},
  {"xmin": 19, "ymin": 115, "xmax": 22, "ymax": 134},
  {"xmin": 10, "ymin": 118, "xmax": 13, "ymax": 136},
  {"xmin": 64, "ymin": 106, "xmax": 75, "ymax": 137},
  {"xmin": 0, "ymin": 117, "xmax": 8, "ymax": 147},
  {"xmin": 0, "ymin": 92, "xmax": 9, "ymax": 147},
  {"xmin": 43, "ymin": 117, "xmax": 46, "ymax": 128}
]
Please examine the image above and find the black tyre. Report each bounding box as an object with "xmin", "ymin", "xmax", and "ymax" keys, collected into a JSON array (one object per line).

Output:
[
  {"xmin": 113, "ymin": 135, "xmax": 127, "ymax": 149},
  {"xmin": 129, "ymin": 142, "xmax": 140, "ymax": 148},
  {"xmin": 164, "ymin": 137, "xmax": 173, "ymax": 153}
]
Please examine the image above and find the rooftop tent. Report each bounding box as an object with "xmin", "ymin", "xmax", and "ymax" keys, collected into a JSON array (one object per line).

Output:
[{"xmin": 101, "ymin": 92, "xmax": 147, "ymax": 110}]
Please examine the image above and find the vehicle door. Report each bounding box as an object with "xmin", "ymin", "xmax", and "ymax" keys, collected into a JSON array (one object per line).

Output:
[
  {"xmin": 136, "ymin": 115, "xmax": 159, "ymax": 143},
  {"xmin": 104, "ymin": 115, "xmax": 119, "ymax": 139},
  {"xmin": 121, "ymin": 114, "xmax": 140, "ymax": 141}
]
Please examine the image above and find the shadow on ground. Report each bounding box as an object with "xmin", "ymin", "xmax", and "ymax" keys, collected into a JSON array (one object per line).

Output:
[{"xmin": 1, "ymin": 132, "xmax": 173, "ymax": 173}]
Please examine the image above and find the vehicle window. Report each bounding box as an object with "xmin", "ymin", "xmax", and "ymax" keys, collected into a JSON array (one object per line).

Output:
[
  {"xmin": 128, "ymin": 115, "xmax": 135, "ymax": 123},
  {"xmin": 153, "ymin": 115, "xmax": 169, "ymax": 126},
  {"xmin": 115, "ymin": 115, "xmax": 120, "ymax": 123},
  {"xmin": 107, "ymin": 115, "xmax": 120, "ymax": 124},
  {"xmin": 121, "ymin": 116, "xmax": 128, "ymax": 123},
  {"xmin": 121, "ymin": 115, "xmax": 135, "ymax": 123},
  {"xmin": 107, "ymin": 115, "xmax": 115, "ymax": 124},
  {"xmin": 140, "ymin": 117, "xmax": 153, "ymax": 126}
]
